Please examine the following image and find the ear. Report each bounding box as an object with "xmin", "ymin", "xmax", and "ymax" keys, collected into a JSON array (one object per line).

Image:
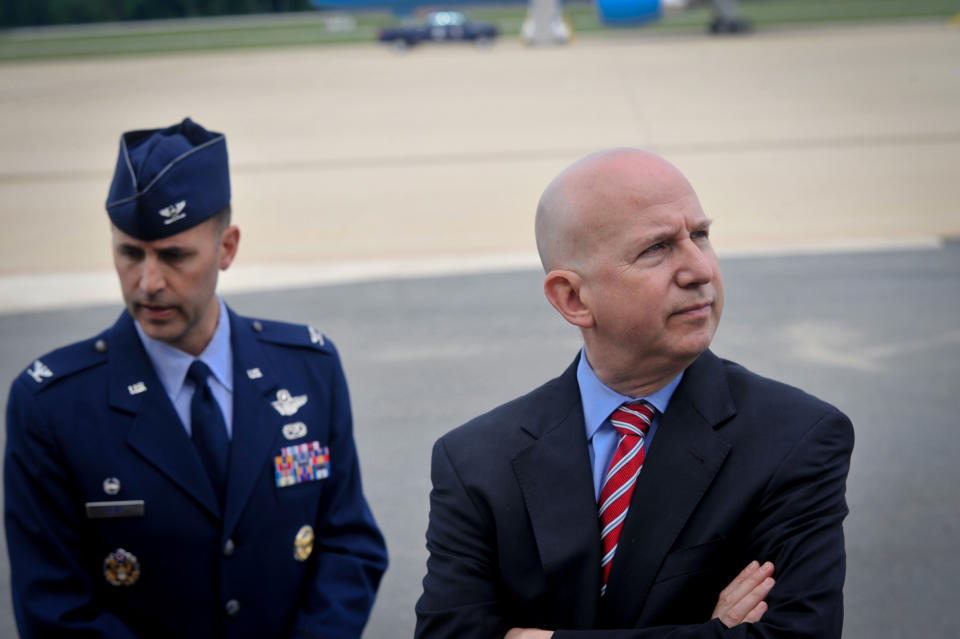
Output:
[
  {"xmin": 218, "ymin": 225, "xmax": 240, "ymax": 271},
  {"xmin": 544, "ymin": 269, "xmax": 595, "ymax": 329}
]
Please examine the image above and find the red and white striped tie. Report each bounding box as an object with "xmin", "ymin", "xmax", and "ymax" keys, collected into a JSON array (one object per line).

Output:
[{"xmin": 598, "ymin": 400, "xmax": 654, "ymax": 595}]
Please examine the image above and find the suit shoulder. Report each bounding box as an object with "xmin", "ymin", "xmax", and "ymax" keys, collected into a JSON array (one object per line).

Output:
[
  {"xmin": 13, "ymin": 330, "xmax": 110, "ymax": 395},
  {"xmin": 718, "ymin": 356, "xmax": 846, "ymax": 420},
  {"xmin": 239, "ymin": 316, "xmax": 337, "ymax": 356}
]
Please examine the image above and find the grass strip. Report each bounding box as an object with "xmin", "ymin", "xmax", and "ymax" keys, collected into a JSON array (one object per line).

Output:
[{"xmin": 1, "ymin": 0, "xmax": 957, "ymax": 62}]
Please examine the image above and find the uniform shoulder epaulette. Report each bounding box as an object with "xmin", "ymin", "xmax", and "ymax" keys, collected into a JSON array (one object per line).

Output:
[
  {"xmin": 245, "ymin": 317, "xmax": 333, "ymax": 354},
  {"xmin": 17, "ymin": 330, "xmax": 110, "ymax": 393}
]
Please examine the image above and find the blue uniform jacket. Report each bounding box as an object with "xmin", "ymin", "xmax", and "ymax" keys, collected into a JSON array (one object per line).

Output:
[{"xmin": 5, "ymin": 308, "xmax": 387, "ymax": 638}]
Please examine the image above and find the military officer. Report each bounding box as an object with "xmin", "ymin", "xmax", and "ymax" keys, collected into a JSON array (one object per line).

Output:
[{"xmin": 4, "ymin": 118, "xmax": 388, "ymax": 638}]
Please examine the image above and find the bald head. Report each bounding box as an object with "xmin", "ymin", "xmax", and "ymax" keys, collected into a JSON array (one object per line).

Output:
[
  {"xmin": 535, "ymin": 148, "xmax": 722, "ymax": 396},
  {"xmin": 535, "ymin": 149, "xmax": 696, "ymax": 273}
]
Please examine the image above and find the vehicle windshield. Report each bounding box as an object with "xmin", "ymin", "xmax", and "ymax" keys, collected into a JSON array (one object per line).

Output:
[{"xmin": 426, "ymin": 11, "xmax": 466, "ymax": 27}]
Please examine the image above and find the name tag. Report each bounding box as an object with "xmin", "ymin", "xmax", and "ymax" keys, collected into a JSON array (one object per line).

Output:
[{"xmin": 85, "ymin": 500, "xmax": 145, "ymax": 519}]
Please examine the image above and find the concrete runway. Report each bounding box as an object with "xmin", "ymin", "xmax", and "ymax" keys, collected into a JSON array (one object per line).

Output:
[
  {"xmin": 1, "ymin": 20, "xmax": 959, "ymax": 312},
  {"xmin": 1, "ymin": 245, "xmax": 959, "ymax": 638},
  {"xmin": 1, "ymin": 16, "xmax": 959, "ymax": 639}
]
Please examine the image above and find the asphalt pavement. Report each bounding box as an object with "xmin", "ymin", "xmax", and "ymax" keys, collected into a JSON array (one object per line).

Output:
[{"xmin": 0, "ymin": 244, "xmax": 958, "ymax": 638}]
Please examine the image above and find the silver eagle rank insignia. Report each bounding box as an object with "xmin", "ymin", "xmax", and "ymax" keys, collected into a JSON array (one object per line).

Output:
[{"xmin": 26, "ymin": 360, "xmax": 53, "ymax": 384}]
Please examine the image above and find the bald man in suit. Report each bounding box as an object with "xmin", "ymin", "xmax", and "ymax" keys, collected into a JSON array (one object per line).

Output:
[{"xmin": 415, "ymin": 149, "xmax": 852, "ymax": 638}]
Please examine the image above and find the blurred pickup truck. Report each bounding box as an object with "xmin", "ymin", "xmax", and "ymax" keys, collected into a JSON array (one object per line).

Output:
[{"xmin": 378, "ymin": 10, "xmax": 499, "ymax": 49}]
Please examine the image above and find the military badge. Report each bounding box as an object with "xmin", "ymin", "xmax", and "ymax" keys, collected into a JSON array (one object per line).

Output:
[
  {"xmin": 271, "ymin": 389, "xmax": 308, "ymax": 417},
  {"xmin": 26, "ymin": 360, "xmax": 53, "ymax": 384},
  {"xmin": 103, "ymin": 548, "xmax": 140, "ymax": 586},
  {"xmin": 127, "ymin": 381, "xmax": 147, "ymax": 396},
  {"xmin": 158, "ymin": 200, "xmax": 187, "ymax": 225},
  {"xmin": 294, "ymin": 525, "xmax": 315, "ymax": 562},
  {"xmin": 103, "ymin": 477, "xmax": 121, "ymax": 495},
  {"xmin": 274, "ymin": 441, "xmax": 330, "ymax": 488},
  {"xmin": 282, "ymin": 421, "xmax": 307, "ymax": 440}
]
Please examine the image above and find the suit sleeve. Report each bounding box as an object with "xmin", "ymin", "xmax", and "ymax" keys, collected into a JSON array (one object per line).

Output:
[
  {"xmin": 414, "ymin": 437, "xmax": 506, "ymax": 639},
  {"xmin": 554, "ymin": 408, "xmax": 855, "ymax": 639},
  {"xmin": 4, "ymin": 378, "xmax": 140, "ymax": 638},
  {"xmin": 287, "ymin": 352, "xmax": 388, "ymax": 639}
]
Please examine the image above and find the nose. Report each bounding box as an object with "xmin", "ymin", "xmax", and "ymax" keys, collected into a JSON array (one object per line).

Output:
[
  {"xmin": 139, "ymin": 257, "xmax": 166, "ymax": 295},
  {"xmin": 675, "ymin": 239, "xmax": 716, "ymax": 288}
]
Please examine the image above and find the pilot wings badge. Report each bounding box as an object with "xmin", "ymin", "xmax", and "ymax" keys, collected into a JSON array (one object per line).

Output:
[
  {"xmin": 271, "ymin": 389, "xmax": 308, "ymax": 417},
  {"xmin": 158, "ymin": 200, "xmax": 187, "ymax": 225}
]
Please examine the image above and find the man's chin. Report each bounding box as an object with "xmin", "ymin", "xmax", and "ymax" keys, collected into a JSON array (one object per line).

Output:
[
  {"xmin": 675, "ymin": 327, "xmax": 717, "ymax": 360},
  {"xmin": 135, "ymin": 315, "xmax": 183, "ymax": 342}
]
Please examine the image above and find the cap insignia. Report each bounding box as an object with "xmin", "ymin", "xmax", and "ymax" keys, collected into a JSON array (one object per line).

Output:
[{"xmin": 158, "ymin": 200, "xmax": 187, "ymax": 225}]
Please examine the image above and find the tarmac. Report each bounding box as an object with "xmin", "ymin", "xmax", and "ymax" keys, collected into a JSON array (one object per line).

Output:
[{"xmin": 0, "ymin": 17, "xmax": 958, "ymax": 638}]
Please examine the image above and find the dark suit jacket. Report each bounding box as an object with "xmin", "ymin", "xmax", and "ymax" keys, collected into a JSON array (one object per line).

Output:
[
  {"xmin": 415, "ymin": 350, "xmax": 853, "ymax": 638},
  {"xmin": 5, "ymin": 308, "xmax": 387, "ymax": 639}
]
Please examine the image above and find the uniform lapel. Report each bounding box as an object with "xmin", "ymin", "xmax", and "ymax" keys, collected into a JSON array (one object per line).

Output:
[
  {"xmin": 599, "ymin": 350, "xmax": 735, "ymax": 628},
  {"xmin": 511, "ymin": 357, "xmax": 602, "ymax": 629},
  {"xmin": 222, "ymin": 310, "xmax": 282, "ymax": 537},
  {"xmin": 108, "ymin": 312, "xmax": 221, "ymax": 519}
]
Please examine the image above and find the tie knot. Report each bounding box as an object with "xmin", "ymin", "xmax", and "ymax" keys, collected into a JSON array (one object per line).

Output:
[
  {"xmin": 187, "ymin": 360, "xmax": 212, "ymax": 387},
  {"xmin": 610, "ymin": 400, "xmax": 654, "ymax": 437}
]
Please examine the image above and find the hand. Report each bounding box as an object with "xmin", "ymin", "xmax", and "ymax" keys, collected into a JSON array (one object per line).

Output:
[
  {"xmin": 504, "ymin": 629, "xmax": 554, "ymax": 639},
  {"xmin": 711, "ymin": 560, "xmax": 775, "ymax": 628}
]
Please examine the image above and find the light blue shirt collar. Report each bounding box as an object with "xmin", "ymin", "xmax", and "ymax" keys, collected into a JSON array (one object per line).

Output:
[
  {"xmin": 135, "ymin": 297, "xmax": 234, "ymax": 399},
  {"xmin": 577, "ymin": 347, "xmax": 683, "ymax": 441}
]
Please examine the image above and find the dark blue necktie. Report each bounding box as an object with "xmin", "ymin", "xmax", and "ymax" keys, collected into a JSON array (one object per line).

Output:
[{"xmin": 187, "ymin": 360, "xmax": 229, "ymax": 506}]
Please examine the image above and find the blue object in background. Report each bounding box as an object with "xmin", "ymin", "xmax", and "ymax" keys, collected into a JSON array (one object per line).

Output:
[{"xmin": 596, "ymin": 0, "xmax": 661, "ymax": 25}]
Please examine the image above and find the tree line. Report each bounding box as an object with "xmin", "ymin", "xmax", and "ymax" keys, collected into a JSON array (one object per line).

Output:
[{"xmin": 1, "ymin": 0, "xmax": 314, "ymax": 28}]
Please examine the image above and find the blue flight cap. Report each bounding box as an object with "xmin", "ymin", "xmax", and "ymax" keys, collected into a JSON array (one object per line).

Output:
[{"xmin": 106, "ymin": 118, "xmax": 230, "ymax": 240}]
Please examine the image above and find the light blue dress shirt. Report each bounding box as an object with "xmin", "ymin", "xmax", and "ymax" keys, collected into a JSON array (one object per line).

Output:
[
  {"xmin": 135, "ymin": 297, "xmax": 234, "ymax": 438},
  {"xmin": 577, "ymin": 348, "xmax": 683, "ymax": 500}
]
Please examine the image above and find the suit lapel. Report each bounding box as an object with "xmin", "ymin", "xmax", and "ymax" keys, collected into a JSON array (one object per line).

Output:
[
  {"xmin": 222, "ymin": 310, "xmax": 283, "ymax": 537},
  {"xmin": 511, "ymin": 357, "xmax": 602, "ymax": 629},
  {"xmin": 599, "ymin": 351, "xmax": 736, "ymax": 628},
  {"xmin": 108, "ymin": 312, "xmax": 221, "ymax": 519}
]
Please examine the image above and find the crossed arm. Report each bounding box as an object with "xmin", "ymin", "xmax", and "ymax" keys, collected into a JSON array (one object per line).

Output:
[
  {"xmin": 506, "ymin": 561, "xmax": 777, "ymax": 639},
  {"xmin": 416, "ymin": 406, "xmax": 853, "ymax": 638}
]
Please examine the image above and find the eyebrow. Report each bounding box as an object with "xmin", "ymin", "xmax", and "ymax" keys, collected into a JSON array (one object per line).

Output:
[{"xmin": 636, "ymin": 217, "xmax": 714, "ymax": 247}]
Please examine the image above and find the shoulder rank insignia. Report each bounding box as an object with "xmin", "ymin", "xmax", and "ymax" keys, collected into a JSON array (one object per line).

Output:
[
  {"xmin": 308, "ymin": 325, "xmax": 324, "ymax": 346},
  {"xmin": 103, "ymin": 548, "xmax": 140, "ymax": 586},
  {"xmin": 274, "ymin": 441, "xmax": 330, "ymax": 487},
  {"xmin": 26, "ymin": 360, "xmax": 53, "ymax": 384},
  {"xmin": 271, "ymin": 389, "xmax": 307, "ymax": 417}
]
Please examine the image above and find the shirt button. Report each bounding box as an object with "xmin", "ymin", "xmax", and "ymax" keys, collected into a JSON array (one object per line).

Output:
[
  {"xmin": 225, "ymin": 599, "xmax": 240, "ymax": 617},
  {"xmin": 223, "ymin": 539, "xmax": 235, "ymax": 557}
]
